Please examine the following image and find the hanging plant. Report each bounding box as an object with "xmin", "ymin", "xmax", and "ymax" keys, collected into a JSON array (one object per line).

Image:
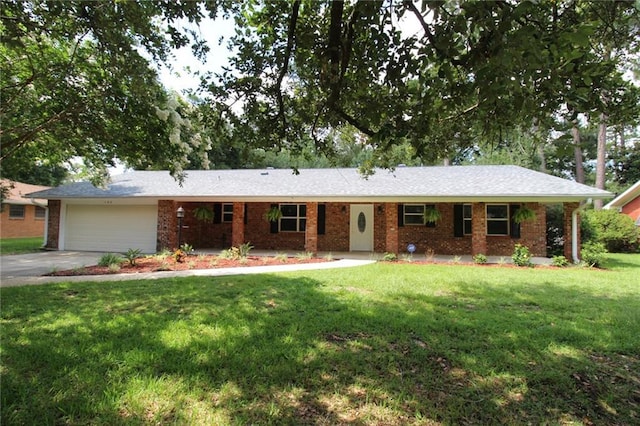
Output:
[
  {"xmin": 193, "ymin": 206, "xmax": 214, "ymax": 223},
  {"xmin": 265, "ymin": 206, "xmax": 283, "ymax": 222},
  {"xmin": 513, "ymin": 206, "xmax": 537, "ymax": 224},
  {"xmin": 423, "ymin": 206, "xmax": 442, "ymax": 224}
]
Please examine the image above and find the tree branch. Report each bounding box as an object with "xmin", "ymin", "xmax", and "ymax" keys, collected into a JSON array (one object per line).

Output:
[
  {"xmin": 336, "ymin": 108, "xmax": 375, "ymax": 137},
  {"xmin": 274, "ymin": 0, "xmax": 300, "ymax": 137}
]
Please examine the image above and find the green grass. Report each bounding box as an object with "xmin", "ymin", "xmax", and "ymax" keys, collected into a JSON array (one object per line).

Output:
[
  {"xmin": 0, "ymin": 237, "xmax": 43, "ymax": 255},
  {"xmin": 2, "ymin": 254, "xmax": 639, "ymax": 425}
]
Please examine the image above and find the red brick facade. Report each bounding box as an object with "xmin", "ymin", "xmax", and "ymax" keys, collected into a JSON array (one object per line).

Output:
[
  {"xmin": 0, "ymin": 204, "xmax": 47, "ymax": 239},
  {"xmin": 152, "ymin": 201, "xmax": 552, "ymax": 256},
  {"xmin": 41, "ymin": 199, "xmax": 577, "ymax": 257}
]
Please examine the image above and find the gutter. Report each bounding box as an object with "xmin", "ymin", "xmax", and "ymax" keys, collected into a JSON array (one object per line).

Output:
[
  {"xmin": 572, "ymin": 199, "xmax": 592, "ymax": 264},
  {"xmin": 30, "ymin": 196, "xmax": 48, "ymax": 249}
]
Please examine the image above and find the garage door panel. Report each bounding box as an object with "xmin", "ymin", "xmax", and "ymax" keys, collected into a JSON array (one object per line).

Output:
[{"xmin": 65, "ymin": 205, "xmax": 157, "ymax": 253}]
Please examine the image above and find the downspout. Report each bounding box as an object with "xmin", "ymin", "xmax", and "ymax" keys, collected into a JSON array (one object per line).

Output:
[
  {"xmin": 30, "ymin": 197, "xmax": 48, "ymax": 249},
  {"xmin": 572, "ymin": 199, "xmax": 592, "ymax": 264}
]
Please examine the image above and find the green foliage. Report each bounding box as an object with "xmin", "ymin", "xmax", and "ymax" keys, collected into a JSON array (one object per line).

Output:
[
  {"xmin": 513, "ymin": 206, "xmax": 537, "ymax": 224},
  {"xmin": 179, "ymin": 243, "xmax": 194, "ymax": 254},
  {"xmin": 98, "ymin": 253, "xmax": 123, "ymax": 267},
  {"xmin": 512, "ymin": 244, "xmax": 533, "ymax": 267},
  {"xmin": 219, "ymin": 247, "xmax": 240, "ymax": 260},
  {"xmin": 0, "ymin": 237, "xmax": 42, "ymax": 255},
  {"xmin": 546, "ymin": 204, "xmax": 565, "ymax": 257},
  {"xmin": 192, "ymin": 206, "xmax": 214, "ymax": 223},
  {"xmin": 551, "ymin": 255, "xmax": 570, "ymax": 268},
  {"xmin": 581, "ymin": 242, "xmax": 608, "ymax": 268},
  {"xmin": 382, "ymin": 252, "xmax": 398, "ymax": 262},
  {"xmin": 582, "ymin": 209, "xmax": 639, "ymax": 253},
  {"xmin": 124, "ymin": 249, "xmax": 142, "ymax": 267},
  {"xmin": 265, "ymin": 206, "xmax": 283, "ymax": 222},
  {"xmin": 423, "ymin": 206, "xmax": 442, "ymax": 224},
  {"xmin": 295, "ymin": 251, "xmax": 314, "ymax": 260},
  {"xmin": 473, "ymin": 254, "xmax": 487, "ymax": 264},
  {"xmin": 238, "ymin": 242, "xmax": 254, "ymax": 258}
]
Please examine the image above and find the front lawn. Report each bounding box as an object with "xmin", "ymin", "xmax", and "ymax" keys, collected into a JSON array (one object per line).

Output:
[
  {"xmin": 0, "ymin": 237, "xmax": 43, "ymax": 255},
  {"xmin": 2, "ymin": 254, "xmax": 639, "ymax": 425}
]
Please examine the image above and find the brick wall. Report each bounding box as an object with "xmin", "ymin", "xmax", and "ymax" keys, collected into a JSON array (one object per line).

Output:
[
  {"xmin": 155, "ymin": 200, "xmax": 550, "ymax": 256},
  {"xmin": 45, "ymin": 200, "xmax": 61, "ymax": 249},
  {"xmin": 0, "ymin": 204, "xmax": 47, "ymax": 239},
  {"xmin": 621, "ymin": 196, "xmax": 640, "ymax": 223}
]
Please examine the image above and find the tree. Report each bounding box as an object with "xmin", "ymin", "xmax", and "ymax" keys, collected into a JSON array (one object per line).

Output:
[
  {"xmin": 0, "ymin": 0, "xmax": 210, "ymax": 183},
  {"xmin": 199, "ymin": 0, "xmax": 639, "ymax": 171}
]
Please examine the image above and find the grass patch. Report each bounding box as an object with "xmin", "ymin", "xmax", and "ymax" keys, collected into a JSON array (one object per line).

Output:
[
  {"xmin": 2, "ymin": 254, "xmax": 639, "ymax": 424},
  {"xmin": 0, "ymin": 237, "xmax": 43, "ymax": 255}
]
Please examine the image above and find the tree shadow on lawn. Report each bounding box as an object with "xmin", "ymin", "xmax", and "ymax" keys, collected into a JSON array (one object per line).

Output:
[{"xmin": 2, "ymin": 274, "xmax": 639, "ymax": 425}]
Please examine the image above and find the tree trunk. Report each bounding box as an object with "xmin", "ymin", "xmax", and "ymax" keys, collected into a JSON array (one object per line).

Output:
[
  {"xmin": 571, "ymin": 122, "xmax": 585, "ymax": 184},
  {"xmin": 594, "ymin": 112, "xmax": 607, "ymax": 210}
]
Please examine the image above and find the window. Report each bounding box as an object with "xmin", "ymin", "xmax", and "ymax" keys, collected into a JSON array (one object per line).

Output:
[
  {"xmin": 35, "ymin": 206, "xmax": 46, "ymax": 220},
  {"xmin": 404, "ymin": 204, "xmax": 426, "ymax": 225},
  {"xmin": 9, "ymin": 204, "xmax": 25, "ymax": 219},
  {"xmin": 222, "ymin": 203, "xmax": 233, "ymax": 222},
  {"xmin": 486, "ymin": 204, "xmax": 509, "ymax": 235},
  {"xmin": 463, "ymin": 204, "xmax": 472, "ymax": 235},
  {"xmin": 279, "ymin": 204, "xmax": 306, "ymax": 232}
]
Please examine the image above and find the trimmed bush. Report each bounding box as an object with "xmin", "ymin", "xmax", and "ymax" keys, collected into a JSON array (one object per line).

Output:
[
  {"xmin": 473, "ymin": 253, "xmax": 487, "ymax": 264},
  {"xmin": 512, "ymin": 244, "xmax": 533, "ymax": 267},
  {"xmin": 582, "ymin": 209, "xmax": 639, "ymax": 253},
  {"xmin": 581, "ymin": 242, "xmax": 607, "ymax": 268}
]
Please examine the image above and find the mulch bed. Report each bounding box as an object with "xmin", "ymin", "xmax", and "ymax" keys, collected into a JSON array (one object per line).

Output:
[{"xmin": 46, "ymin": 254, "xmax": 330, "ymax": 277}]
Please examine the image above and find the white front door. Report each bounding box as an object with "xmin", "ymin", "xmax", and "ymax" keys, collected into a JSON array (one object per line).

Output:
[{"xmin": 349, "ymin": 204, "xmax": 374, "ymax": 251}]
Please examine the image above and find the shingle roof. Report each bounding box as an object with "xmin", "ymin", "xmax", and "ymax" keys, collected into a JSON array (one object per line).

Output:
[
  {"xmin": 1, "ymin": 179, "xmax": 50, "ymax": 205},
  {"xmin": 604, "ymin": 180, "xmax": 640, "ymax": 210},
  {"xmin": 26, "ymin": 165, "xmax": 611, "ymax": 202}
]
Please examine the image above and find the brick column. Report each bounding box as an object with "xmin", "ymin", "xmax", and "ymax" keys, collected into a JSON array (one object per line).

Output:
[
  {"xmin": 471, "ymin": 202, "xmax": 487, "ymax": 255},
  {"xmin": 385, "ymin": 202, "xmax": 399, "ymax": 254},
  {"xmin": 563, "ymin": 202, "xmax": 580, "ymax": 261},
  {"xmin": 157, "ymin": 200, "xmax": 177, "ymax": 251},
  {"xmin": 46, "ymin": 200, "xmax": 61, "ymax": 250},
  {"xmin": 305, "ymin": 202, "xmax": 318, "ymax": 254},
  {"xmin": 231, "ymin": 202, "xmax": 245, "ymax": 247}
]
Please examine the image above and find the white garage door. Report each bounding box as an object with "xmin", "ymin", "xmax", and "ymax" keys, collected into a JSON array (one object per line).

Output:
[{"xmin": 65, "ymin": 204, "xmax": 158, "ymax": 253}]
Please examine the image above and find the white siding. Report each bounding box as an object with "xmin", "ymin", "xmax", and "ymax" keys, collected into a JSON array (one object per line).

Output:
[{"xmin": 65, "ymin": 205, "xmax": 157, "ymax": 253}]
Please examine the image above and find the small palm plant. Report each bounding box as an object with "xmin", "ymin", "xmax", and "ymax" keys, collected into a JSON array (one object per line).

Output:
[
  {"xmin": 423, "ymin": 206, "xmax": 442, "ymax": 224},
  {"xmin": 265, "ymin": 206, "xmax": 283, "ymax": 222}
]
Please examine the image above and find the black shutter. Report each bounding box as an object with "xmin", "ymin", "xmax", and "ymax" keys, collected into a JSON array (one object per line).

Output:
[
  {"xmin": 269, "ymin": 204, "xmax": 279, "ymax": 234},
  {"xmin": 244, "ymin": 204, "xmax": 248, "ymax": 225},
  {"xmin": 213, "ymin": 203, "xmax": 222, "ymax": 224},
  {"xmin": 453, "ymin": 204, "xmax": 464, "ymax": 237},
  {"xmin": 397, "ymin": 204, "xmax": 404, "ymax": 227},
  {"xmin": 318, "ymin": 204, "xmax": 326, "ymax": 235},
  {"xmin": 510, "ymin": 204, "xmax": 521, "ymax": 238}
]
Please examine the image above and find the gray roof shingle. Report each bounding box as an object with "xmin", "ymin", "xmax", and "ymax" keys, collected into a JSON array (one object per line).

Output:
[{"xmin": 26, "ymin": 165, "xmax": 611, "ymax": 202}]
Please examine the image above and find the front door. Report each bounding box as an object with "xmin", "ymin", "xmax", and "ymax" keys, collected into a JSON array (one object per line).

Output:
[{"xmin": 349, "ymin": 204, "xmax": 374, "ymax": 251}]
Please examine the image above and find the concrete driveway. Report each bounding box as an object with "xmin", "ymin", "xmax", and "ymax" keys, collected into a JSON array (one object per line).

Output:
[{"xmin": 1, "ymin": 251, "xmax": 107, "ymax": 281}]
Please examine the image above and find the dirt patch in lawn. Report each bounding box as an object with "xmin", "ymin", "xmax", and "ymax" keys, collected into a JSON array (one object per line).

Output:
[{"xmin": 45, "ymin": 254, "xmax": 330, "ymax": 277}]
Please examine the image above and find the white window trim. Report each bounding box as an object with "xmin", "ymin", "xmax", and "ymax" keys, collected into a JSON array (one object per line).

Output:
[
  {"xmin": 279, "ymin": 203, "xmax": 306, "ymax": 233},
  {"xmin": 404, "ymin": 203, "xmax": 426, "ymax": 226},
  {"xmin": 222, "ymin": 203, "xmax": 233, "ymax": 223},
  {"xmin": 463, "ymin": 203, "xmax": 472, "ymax": 236},
  {"xmin": 486, "ymin": 203, "xmax": 510, "ymax": 236}
]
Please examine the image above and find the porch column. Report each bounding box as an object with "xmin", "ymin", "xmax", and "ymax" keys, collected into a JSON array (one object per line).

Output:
[
  {"xmin": 305, "ymin": 202, "xmax": 318, "ymax": 254},
  {"xmin": 563, "ymin": 202, "xmax": 580, "ymax": 261},
  {"xmin": 385, "ymin": 202, "xmax": 399, "ymax": 254},
  {"xmin": 45, "ymin": 200, "xmax": 61, "ymax": 250},
  {"xmin": 231, "ymin": 202, "xmax": 245, "ymax": 247},
  {"xmin": 471, "ymin": 202, "xmax": 487, "ymax": 255},
  {"xmin": 157, "ymin": 200, "xmax": 177, "ymax": 251}
]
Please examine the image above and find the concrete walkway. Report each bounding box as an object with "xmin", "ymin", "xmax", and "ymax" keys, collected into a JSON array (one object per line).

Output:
[
  {"xmin": 0, "ymin": 251, "xmax": 375, "ymax": 288},
  {"xmin": 0, "ymin": 250, "xmax": 551, "ymax": 288}
]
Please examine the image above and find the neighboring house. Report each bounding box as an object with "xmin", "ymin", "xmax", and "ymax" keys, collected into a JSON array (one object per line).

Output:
[
  {"xmin": 27, "ymin": 166, "xmax": 611, "ymax": 261},
  {"xmin": 1, "ymin": 180, "xmax": 50, "ymax": 239},
  {"xmin": 604, "ymin": 180, "xmax": 640, "ymax": 226}
]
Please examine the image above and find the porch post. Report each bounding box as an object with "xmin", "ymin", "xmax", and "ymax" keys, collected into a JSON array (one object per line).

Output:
[
  {"xmin": 305, "ymin": 202, "xmax": 318, "ymax": 254},
  {"xmin": 45, "ymin": 199, "xmax": 61, "ymax": 250},
  {"xmin": 563, "ymin": 202, "xmax": 580, "ymax": 261},
  {"xmin": 471, "ymin": 202, "xmax": 487, "ymax": 255},
  {"xmin": 385, "ymin": 202, "xmax": 399, "ymax": 254},
  {"xmin": 231, "ymin": 202, "xmax": 245, "ymax": 247},
  {"xmin": 157, "ymin": 200, "xmax": 177, "ymax": 251}
]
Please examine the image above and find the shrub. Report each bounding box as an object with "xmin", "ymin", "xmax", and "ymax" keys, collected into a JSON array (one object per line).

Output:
[
  {"xmin": 296, "ymin": 251, "xmax": 314, "ymax": 260},
  {"xmin": 98, "ymin": 253, "xmax": 122, "ymax": 267},
  {"xmin": 582, "ymin": 209, "xmax": 639, "ymax": 253},
  {"xmin": 238, "ymin": 242, "xmax": 253, "ymax": 258},
  {"xmin": 179, "ymin": 243, "xmax": 194, "ymax": 254},
  {"xmin": 382, "ymin": 252, "xmax": 397, "ymax": 262},
  {"xmin": 581, "ymin": 242, "xmax": 607, "ymax": 268},
  {"xmin": 512, "ymin": 244, "xmax": 533, "ymax": 267},
  {"xmin": 173, "ymin": 248, "xmax": 187, "ymax": 263},
  {"xmin": 124, "ymin": 248, "xmax": 142, "ymax": 266},
  {"xmin": 551, "ymin": 255, "xmax": 570, "ymax": 268},
  {"xmin": 473, "ymin": 253, "xmax": 487, "ymax": 264}
]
